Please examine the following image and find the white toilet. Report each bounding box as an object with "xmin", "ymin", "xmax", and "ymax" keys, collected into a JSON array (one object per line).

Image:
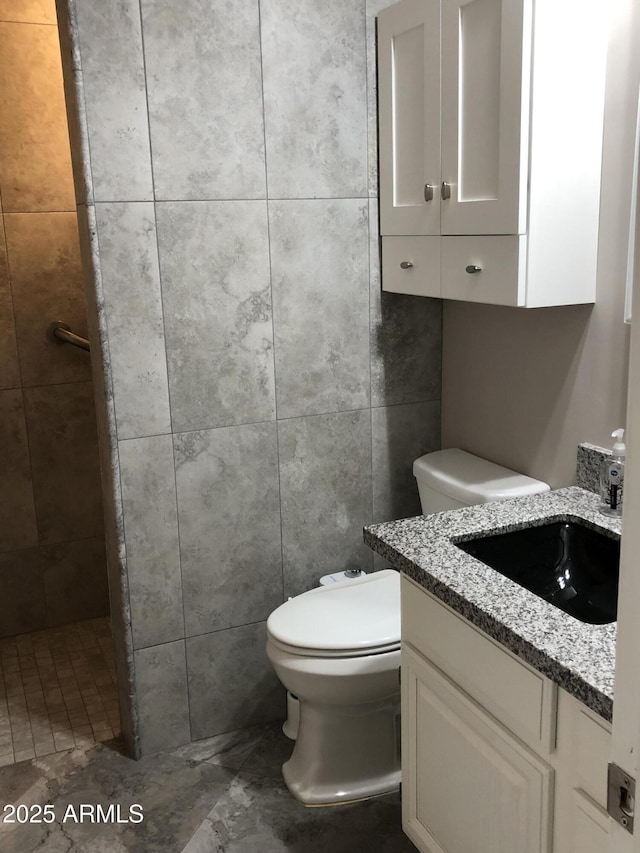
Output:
[{"xmin": 266, "ymin": 449, "xmax": 550, "ymax": 806}]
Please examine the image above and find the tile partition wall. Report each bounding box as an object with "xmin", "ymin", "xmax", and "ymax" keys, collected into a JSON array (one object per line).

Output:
[
  {"xmin": 60, "ymin": 0, "xmax": 442, "ymax": 755},
  {"xmin": 0, "ymin": 1, "xmax": 108, "ymax": 637}
]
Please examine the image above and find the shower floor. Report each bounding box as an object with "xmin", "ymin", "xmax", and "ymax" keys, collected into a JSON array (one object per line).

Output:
[{"xmin": 0, "ymin": 617, "xmax": 120, "ymax": 766}]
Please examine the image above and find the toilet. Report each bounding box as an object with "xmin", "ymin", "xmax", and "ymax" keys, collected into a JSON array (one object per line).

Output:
[{"xmin": 266, "ymin": 449, "xmax": 550, "ymax": 806}]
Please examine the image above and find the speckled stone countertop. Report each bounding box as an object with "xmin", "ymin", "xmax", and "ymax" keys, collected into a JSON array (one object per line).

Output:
[{"xmin": 364, "ymin": 487, "xmax": 621, "ymax": 722}]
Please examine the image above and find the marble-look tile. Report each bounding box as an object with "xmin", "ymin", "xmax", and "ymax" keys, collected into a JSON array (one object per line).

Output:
[
  {"xmin": 184, "ymin": 773, "xmax": 414, "ymax": 853},
  {"xmin": 186, "ymin": 623, "xmax": 284, "ymax": 740},
  {"xmin": 0, "ymin": 22, "xmax": 75, "ymax": 212},
  {"xmin": 4, "ymin": 212, "xmax": 91, "ymax": 387},
  {"xmin": 142, "ymin": 0, "xmax": 266, "ymax": 200},
  {"xmin": 0, "ymin": 390, "xmax": 38, "ymax": 552},
  {"xmin": 42, "ymin": 537, "xmax": 109, "ymax": 627},
  {"xmin": 0, "ymin": 216, "xmax": 20, "ymax": 389},
  {"xmin": 119, "ymin": 434, "xmax": 184, "ymax": 649},
  {"xmin": 72, "ymin": 0, "xmax": 153, "ymax": 201},
  {"xmin": 270, "ymin": 200, "xmax": 370, "ymax": 418},
  {"xmin": 369, "ymin": 200, "xmax": 443, "ymax": 406},
  {"xmin": 278, "ymin": 410, "xmax": 373, "ymax": 597},
  {"xmin": 174, "ymin": 423, "xmax": 282, "ymax": 637},
  {"xmin": 372, "ymin": 400, "xmax": 441, "ymax": 522},
  {"xmin": 366, "ymin": 0, "xmax": 397, "ymax": 196},
  {"xmin": 0, "ymin": 549, "xmax": 46, "ymax": 638},
  {"xmin": 157, "ymin": 201, "xmax": 275, "ymax": 431},
  {"xmin": 239, "ymin": 722, "xmax": 293, "ymax": 780},
  {"xmin": 173, "ymin": 725, "xmax": 267, "ymax": 771},
  {"xmin": 0, "ymin": 0, "xmax": 56, "ymax": 24},
  {"xmin": 261, "ymin": 0, "xmax": 368, "ymax": 198},
  {"xmin": 0, "ymin": 740, "xmax": 235, "ymax": 853},
  {"xmin": 95, "ymin": 203, "xmax": 171, "ymax": 439},
  {"xmin": 135, "ymin": 640, "xmax": 191, "ymax": 754},
  {"xmin": 23, "ymin": 382, "xmax": 104, "ymax": 545}
]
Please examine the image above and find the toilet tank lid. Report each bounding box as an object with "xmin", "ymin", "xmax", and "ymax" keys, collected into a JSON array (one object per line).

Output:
[
  {"xmin": 267, "ymin": 570, "xmax": 400, "ymax": 653},
  {"xmin": 413, "ymin": 449, "xmax": 550, "ymax": 505}
]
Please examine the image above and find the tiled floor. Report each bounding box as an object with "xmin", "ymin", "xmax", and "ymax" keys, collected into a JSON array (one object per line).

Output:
[
  {"xmin": 0, "ymin": 617, "xmax": 120, "ymax": 766},
  {"xmin": 0, "ymin": 721, "xmax": 417, "ymax": 852}
]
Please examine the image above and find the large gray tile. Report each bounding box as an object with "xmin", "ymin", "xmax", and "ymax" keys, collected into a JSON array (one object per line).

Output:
[
  {"xmin": 270, "ymin": 200, "xmax": 370, "ymax": 419},
  {"xmin": 4, "ymin": 212, "xmax": 91, "ymax": 386},
  {"xmin": 119, "ymin": 434, "xmax": 184, "ymax": 649},
  {"xmin": 261, "ymin": 0, "xmax": 368, "ymax": 198},
  {"xmin": 0, "ymin": 216, "xmax": 20, "ymax": 389},
  {"xmin": 172, "ymin": 725, "xmax": 268, "ymax": 771},
  {"xmin": 369, "ymin": 200, "xmax": 442, "ymax": 406},
  {"xmin": 0, "ymin": 548, "xmax": 46, "ymax": 638},
  {"xmin": 0, "ymin": 22, "xmax": 75, "ymax": 212},
  {"xmin": 23, "ymin": 382, "xmax": 104, "ymax": 545},
  {"xmin": 135, "ymin": 640, "xmax": 191, "ymax": 754},
  {"xmin": 0, "ymin": 390, "xmax": 37, "ymax": 552},
  {"xmin": 95, "ymin": 202, "xmax": 171, "ymax": 439},
  {"xmin": 0, "ymin": 0, "xmax": 56, "ymax": 24},
  {"xmin": 372, "ymin": 400, "xmax": 441, "ymax": 522},
  {"xmin": 157, "ymin": 201, "xmax": 276, "ymax": 431},
  {"xmin": 186, "ymin": 623, "xmax": 284, "ymax": 741},
  {"xmin": 174, "ymin": 423, "xmax": 282, "ymax": 637},
  {"xmin": 142, "ymin": 0, "xmax": 266, "ymax": 200},
  {"xmin": 41, "ymin": 536, "xmax": 109, "ymax": 626},
  {"xmin": 184, "ymin": 773, "xmax": 414, "ymax": 853},
  {"xmin": 278, "ymin": 410, "xmax": 373, "ymax": 597},
  {"xmin": 72, "ymin": 0, "xmax": 153, "ymax": 201}
]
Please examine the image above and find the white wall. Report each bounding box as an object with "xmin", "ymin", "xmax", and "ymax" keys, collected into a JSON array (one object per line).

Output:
[{"xmin": 442, "ymin": 0, "xmax": 638, "ymax": 488}]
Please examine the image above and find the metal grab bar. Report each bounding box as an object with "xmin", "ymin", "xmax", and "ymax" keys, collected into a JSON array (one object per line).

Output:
[{"xmin": 47, "ymin": 321, "xmax": 91, "ymax": 352}]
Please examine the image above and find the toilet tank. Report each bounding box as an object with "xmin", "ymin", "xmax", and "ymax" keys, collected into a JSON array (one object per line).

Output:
[{"xmin": 413, "ymin": 449, "xmax": 550, "ymax": 514}]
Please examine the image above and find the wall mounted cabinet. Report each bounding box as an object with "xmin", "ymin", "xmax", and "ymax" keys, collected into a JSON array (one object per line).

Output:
[{"xmin": 377, "ymin": 0, "xmax": 608, "ymax": 307}]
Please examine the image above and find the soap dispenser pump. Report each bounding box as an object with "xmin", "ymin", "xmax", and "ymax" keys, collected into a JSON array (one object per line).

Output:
[{"xmin": 600, "ymin": 428, "xmax": 626, "ymax": 517}]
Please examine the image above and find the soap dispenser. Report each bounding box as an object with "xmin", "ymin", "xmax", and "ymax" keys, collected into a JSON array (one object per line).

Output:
[{"xmin": 600, "ymin": 428, "xmax": 625, "ymax": 517}]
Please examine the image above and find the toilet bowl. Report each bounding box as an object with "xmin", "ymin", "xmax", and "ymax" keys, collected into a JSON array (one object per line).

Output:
[
  {"xmin": 266, "ymin": 570, "xmax": 401, "ymax": 806},
  {"xmin": 267, "ymin": 449, "xmax": 550, "ymax": 807}
]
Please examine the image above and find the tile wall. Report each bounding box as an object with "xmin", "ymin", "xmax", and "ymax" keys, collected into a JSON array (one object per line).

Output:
[
  {"xmin": 0, "ymin": 0, "xmax": 107, "ymax": 638},
  {"xmin": 62, "ymin": 0, "xmax": 442, "ymax": 754}
]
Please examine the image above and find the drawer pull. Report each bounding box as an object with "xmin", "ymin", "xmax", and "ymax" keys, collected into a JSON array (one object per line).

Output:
[
  {"xmin": 424, "ymin": 184, "xmax": 436, "ymax": 202},
  {"xmin": 400, "ymin": 261, "xmax": 414, "ymax": 269},
  {"xmin": 465, "ymin": 265, "xmax": 482, "ymax": 274}
]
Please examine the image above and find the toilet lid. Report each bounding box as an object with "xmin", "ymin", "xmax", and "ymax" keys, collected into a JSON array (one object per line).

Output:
[{"xmin": 267, "ymin": 570, "xmax": 400, "ymax": 655}]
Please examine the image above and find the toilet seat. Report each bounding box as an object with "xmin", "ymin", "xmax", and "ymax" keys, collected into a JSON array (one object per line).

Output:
[{"xmin": 266, "ymin": 569, "xmax": 400, "ymax": 658}]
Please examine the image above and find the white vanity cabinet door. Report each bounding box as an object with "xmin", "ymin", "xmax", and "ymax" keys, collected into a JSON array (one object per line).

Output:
[
  {"xmin": 440, "ymin": 0, "xmax": 531, "ymax": 236},
  {"xmin": 402, "ymin": 644, "xmax": 554, "ymax": 853},
  {"xmin": 378, "ymin": 0, "xmax": 441, "ymax": 237}
]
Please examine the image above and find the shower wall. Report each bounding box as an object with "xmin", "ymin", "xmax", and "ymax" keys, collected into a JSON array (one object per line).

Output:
[
  {"xmin": 61, "ymin": 0, "xmax": 442, "ymax": 755},
  {"xmin": 0, "ymin": 1, "xmax": 107, "ymax": 638}
]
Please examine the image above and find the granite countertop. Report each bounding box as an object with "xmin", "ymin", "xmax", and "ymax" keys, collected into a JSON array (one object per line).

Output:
[{"xmin": 364, "ymin": 486, "xmax": 621, "ymax": 722}]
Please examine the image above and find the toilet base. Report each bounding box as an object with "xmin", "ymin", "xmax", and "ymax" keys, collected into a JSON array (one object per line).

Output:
[{"xmin": 281, "ymin": 697, "xmax": 401, "ymax": 806}]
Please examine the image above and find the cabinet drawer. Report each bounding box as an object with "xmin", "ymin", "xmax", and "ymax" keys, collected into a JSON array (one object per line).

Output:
[
  {"xmin": 381, "ymin": 236, "xmax": 441, "ymax": 297},
  {"xmin": 441, "ymin": 235, "xmax": 526, "ymax": 306},
  {"xmin": 402, "ymin": 576, "xmax": 557, "ymax": 752},
  {"xmin": 575, "ymin": 708, "xmax": 612, "ymax": 809}
]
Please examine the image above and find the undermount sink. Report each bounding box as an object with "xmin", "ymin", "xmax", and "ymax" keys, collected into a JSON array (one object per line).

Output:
[{"xmin": 455, "ymin": 519, "xmax": 620, "ymax": 625}]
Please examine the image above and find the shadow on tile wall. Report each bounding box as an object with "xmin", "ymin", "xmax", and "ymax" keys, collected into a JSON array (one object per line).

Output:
[
  {"xmin": 0, "ymin": 3, "xmax": 107, "ymax": 639},
  {"xmin": 60, "ymin": 0, "xmax": 443, "ymax": 755}
]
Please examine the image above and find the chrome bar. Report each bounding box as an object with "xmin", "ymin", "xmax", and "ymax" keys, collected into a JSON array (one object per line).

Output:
[{"xmin": 47, "ymin": 321, "xmax": 91, "ymax": 352}]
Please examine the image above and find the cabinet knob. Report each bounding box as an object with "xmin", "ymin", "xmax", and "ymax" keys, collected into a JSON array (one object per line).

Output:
[
  {"xmin": 441, "ymin": 181, "xmax": 451, "ymax": 200},
  {"xmin": 400, "ymin": 261, "xmax": 414, "ymax": 269},
  {"xmin": 465, "ymin": 265, "xmax": 482, "ymax": 274},
  {"xmin": 424, "ymin": 184, "xmax": 436, "ymax": 202}
]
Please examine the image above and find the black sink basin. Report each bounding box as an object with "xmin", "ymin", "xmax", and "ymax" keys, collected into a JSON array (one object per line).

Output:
[{"xmin": 456, "ymin": 519, "xmax": 620, "ymax": 624}]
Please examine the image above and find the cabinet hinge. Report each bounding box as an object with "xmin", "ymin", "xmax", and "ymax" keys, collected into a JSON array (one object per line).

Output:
[{"xmin": 608, "ymin": 762, "xmax": 635, "ymax": 833}]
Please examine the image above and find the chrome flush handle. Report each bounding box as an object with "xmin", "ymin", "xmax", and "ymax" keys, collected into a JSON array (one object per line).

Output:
[
  {"xmin": 465, "ymin": 265, "xmax": 482, "ymax": 274},
  {"xmin": 441, "ymin": 181, "xmax": 451, "ymax": 200},
  {"xmin": 400, "ymin": 261, "xmax": 414, "ymax": 269},
  {"xmin": 424, "ymin": 184, "xmax": 436, "ymax": 202}
]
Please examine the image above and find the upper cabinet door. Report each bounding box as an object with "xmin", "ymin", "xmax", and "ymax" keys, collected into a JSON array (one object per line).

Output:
[
  {"xmin": 378, "ymin": 0, "xmax": 441, "ymax": 236},
  {"xmin": 440, "ymin": 0, "xmax": 532, "ymax": 236}
]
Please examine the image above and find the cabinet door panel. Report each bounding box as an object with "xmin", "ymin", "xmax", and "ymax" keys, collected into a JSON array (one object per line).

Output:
[
  {"xmin": 440, "ymin": 0, "xmax": 531, "ymax": 235},
  {"xmin": 402, "ymin": 646, "xmax": 553, "ymax": 853},
  {"xmin": 378, "ymin": 0, "xmax": 441, "ymax": 236},
  {"xmin": 571, "ymin": 791, "xmax": 609, "ymax": 853},
  {"xmin": 381, "ymin": 236, "xmax": 441, "ymax": 297}
]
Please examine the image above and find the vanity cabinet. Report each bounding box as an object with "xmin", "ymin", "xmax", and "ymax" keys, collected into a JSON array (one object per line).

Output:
[
  {"xmin": 401, "ymin": 575, "xmax": 613, "ymax": 853},
  {"xmin": 377, "ymin": 0, "xmax": 608, "ymax": 307}
]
